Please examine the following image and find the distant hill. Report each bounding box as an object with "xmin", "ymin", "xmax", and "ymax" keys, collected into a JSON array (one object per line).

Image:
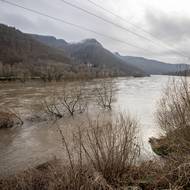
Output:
[
  {"xmin": 32, "ymin": 35, "xmax": 147, "ymax": 77},
  {"xmin": 2, "ymin": 23, "xmax": 188, "ymax": 80},
  {"xmin": 116, "ymin": 53, "xmax": 190, "ymax": 75},
  {"xmin": 0, "ymin": 24, "xmax": 71, "ymax": 65},
  {"xmin": 31, "ymin": 33, "xmax": 190, "ymax": 76},
  {"xmin": 0, "ymin": 24, "xmax": 78, "ymax": 81},
  {"xmin": 65, "ymin": 39, "xmax": 148, "ymax": 76}
]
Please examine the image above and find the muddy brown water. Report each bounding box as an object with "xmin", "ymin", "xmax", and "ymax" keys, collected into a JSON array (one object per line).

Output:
[{"xmin": 0, "ymin": 75, "xmax": 175, "ymax": 175}]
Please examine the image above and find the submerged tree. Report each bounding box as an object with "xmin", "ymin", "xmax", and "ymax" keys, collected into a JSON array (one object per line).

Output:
[
  {"xmin": 94, "ymin": 79, "xmax": 115, "ymax": 110},
  {"xmin": 43, "ymin": 82, "xmax": 87, "ymax": 118}
]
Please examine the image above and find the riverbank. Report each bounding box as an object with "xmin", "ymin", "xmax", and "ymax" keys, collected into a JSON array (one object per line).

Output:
[
  {"xmin": 0, "ymin": 112, "xmax": 190, "ymax": 189},
  {"xmin": 0, "ymin": 75, "xmax": 190, "ymax": 189},
  {"xmin": 0, "ymin": 135, "xmax": 189, "ymax": 189}
]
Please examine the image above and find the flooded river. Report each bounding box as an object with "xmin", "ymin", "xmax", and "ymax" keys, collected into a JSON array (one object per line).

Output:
[{"xmin": 0, "ymin": 75, "xmax": 172, "ymax": 175}]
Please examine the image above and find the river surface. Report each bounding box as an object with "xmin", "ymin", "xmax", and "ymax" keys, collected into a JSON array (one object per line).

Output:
[{"xmin": 0, "ymin": 75, "xmax": 173, "ymax": 175}]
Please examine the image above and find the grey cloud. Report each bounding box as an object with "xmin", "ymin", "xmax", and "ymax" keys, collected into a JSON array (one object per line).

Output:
[
  {"xmin": 0, "ymin": 13, "xmax": 35, "ymax": 31},
  {"xmin": 146, "ymin": 10, "xmax": 190, "ymax": 42},
  {"xmin": 0, "ymin": 0, "xmax": 189, "ymax": 63}
]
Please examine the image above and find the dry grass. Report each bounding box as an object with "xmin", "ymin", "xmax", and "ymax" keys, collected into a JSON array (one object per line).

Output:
[{"xmin": 1, "ymin": 158, "xmax": 190, "ymax": 190}]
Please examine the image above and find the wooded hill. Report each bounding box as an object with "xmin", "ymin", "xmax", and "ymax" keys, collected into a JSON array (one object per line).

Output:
[{"xmin": 0, "ymin": 24, "xmax": 153, "ymax": 80}]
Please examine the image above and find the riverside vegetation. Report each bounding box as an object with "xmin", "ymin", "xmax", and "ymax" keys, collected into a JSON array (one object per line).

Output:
[{"xmin": 0, "ymin": 77, "xmax": 190, "ymax": 190}]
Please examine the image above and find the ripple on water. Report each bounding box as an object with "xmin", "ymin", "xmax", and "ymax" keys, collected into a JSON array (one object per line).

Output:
[{"xmin": 0, "ymin": 75, "xmax": 174, "ymax": 175}]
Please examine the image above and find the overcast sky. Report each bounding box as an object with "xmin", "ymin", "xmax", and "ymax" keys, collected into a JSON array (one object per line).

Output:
[{"xmin": 0, "ymin": 0, "xmax": 190, "ymax": 63}]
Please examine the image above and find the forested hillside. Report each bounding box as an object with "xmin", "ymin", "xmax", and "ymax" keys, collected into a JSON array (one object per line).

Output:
[
  {"xmin": 0, "ymin": 24, "xmax": 148, "ymax": 80},
  {"xmin": 0, "ymin": 24, "xmax": 74, "ymax": 81},
  {"xmin": 32, "ymin": 35, "xmax": 148, "ymax": 77},
  {"xmin": 0, "ymin": 24, "xmax": 70, "ymax": 64}
]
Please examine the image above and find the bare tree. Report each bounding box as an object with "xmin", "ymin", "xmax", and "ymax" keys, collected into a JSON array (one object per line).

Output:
[
  {"xmin": 43, "ymin": 98, "xmax": 63, "ymax": 118},
  {"xmin": 94, "ymin": 79, "xmax": 115, "ymax": 110},
  {"xmin": 43, "ymin": 83, "xmax": 87, "ymax": 118},
  {"xmin": 39, "ymin": 63, "xmax": 64, "ymax": 82},
  {"xmin": 59, "ymin": 85, "xmax": 87, "ymax": 116}
]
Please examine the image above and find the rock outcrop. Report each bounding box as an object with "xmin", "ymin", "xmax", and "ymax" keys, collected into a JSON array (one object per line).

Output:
[
  {"xmin": 0, "ymin": 111, "xmax": 23, "ymax": 128},
  {"xmin": 149, "ymin": 126, "xmax": 190, "ymax": 157},
  {"xmin": 149, "ymin": 137, "xmax": 171, "ymax": 157}
]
